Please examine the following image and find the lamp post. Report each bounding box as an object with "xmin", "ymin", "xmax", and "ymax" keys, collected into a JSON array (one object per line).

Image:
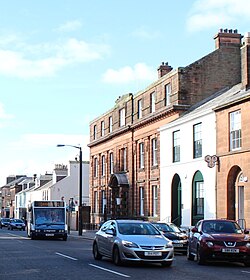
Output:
[{"xmin": 57, "ymin": 144, "xmax": 83, "ymax": 236}]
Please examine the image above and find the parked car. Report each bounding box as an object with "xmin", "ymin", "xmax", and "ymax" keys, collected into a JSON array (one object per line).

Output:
[
  {"xmin": 187, "ymin": 219, "xmax": 250, "ymax": 266},
  {"xmin": 151, "ymin": 222, "xmax": 188, "ymax": 254},
  {"xmin": 93, "ymin": 219, "xmax": 174, "ymax": 267},
  {"xmin": 0, "ymin": 218, "xmax": 10, "ymax": 228},
  {"xmin": 8, "ymin": 219, "xmax": 26, "ymax": 231}
]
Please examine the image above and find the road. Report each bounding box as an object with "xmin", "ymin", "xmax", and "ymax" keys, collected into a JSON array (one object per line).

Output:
[{"xmin": 0, "ymin": 228, "xmax": 250, "ymax": 280}]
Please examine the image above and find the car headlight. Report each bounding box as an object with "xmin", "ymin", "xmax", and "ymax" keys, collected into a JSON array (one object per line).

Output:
[
  {"xmin": 246, "ymin": 242, "xmax": 250, "ymax": 248},
  {"xmin": 165, "ymin": 241, "xmax": 173, "ymax": 248},
  {"xmin": 206, "ymin": 241, "xmax": 214, "ymax": 248},
  {"xmin": 122, "ymin": 240, "xmax": 139, "ymax": 248}
]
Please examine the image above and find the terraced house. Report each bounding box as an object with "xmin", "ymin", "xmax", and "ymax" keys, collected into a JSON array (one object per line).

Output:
[{"xmin": 88, "ymin": 29, "xmax": 243, "ymax": 225}]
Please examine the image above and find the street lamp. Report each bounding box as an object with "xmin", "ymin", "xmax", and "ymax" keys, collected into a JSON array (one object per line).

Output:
[{"xmin": 57, "ymin": 144, "xmax": 83, "ymax": 236}]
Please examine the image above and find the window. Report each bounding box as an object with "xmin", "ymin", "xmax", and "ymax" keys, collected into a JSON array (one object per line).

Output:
[
  {"xmin": 101, "ymin": 155, "xmax": 105, "ymax": 176},
  {"xmin": 121, "ymin": 148, "xmax": 127, "ymax": 171},
  {"xmin": 138, "ymin": 99, "xmax": 142, "ymax": 119},
  {"xmin": 152, "ymin": 185, "xmax": 158, "ymax": 217},
  {"xmin": 94, "ymin": 158, "xmax": 98, "ymax": 177},
  {"xmin": 165, "ymin": 83, "xmax": 171, "ymax": 106},
  {"xmin": 93, "ymin": 125, "xmax": 97, "ymax": 140},
  {"xmin": 195, "ymin": 182, "xmax": 204, "ymax": 215},
  {"xmin": 230, "ymin": 110, "xmax": 241, "ymax": 150},
  {"xmin": 150, "ymin": 92, "xmax": 155, "ymax": 113},
  {"xmin": 139, "ymin": 187, "xmax": 144, "ymax": 216},
  {"xmin": 109, "ymin": 116, "xmax": 113, "ymax": 133},
  {"xmin": 120, "ymin": 108, "xmax": 125, "ymax": 127},
  {"xmin": 101, "ymin": 190, "xmax": 106, "ymax": 214},
  {"xmin": 139, "ymin": 143, "xmax": 144, "ymax": 168},
  {"xmin": 193, "ymin": 123, "xmax": 202, "ymax": 158},
  {"xmin": 101, "ymin": 121, "xmax": 105, "ymax": 137},
  {"xmin": 94, "ymin": 191, "xmax": 98, "ymax": 213},
  {"xmin": 173, "ymin": 130, "xmax": 180, "ymax": 162},
  {"xmin": 109, "ymin": 152, "xmax": 114, "ymax": 174},
  {"xmin": 152, "ymin": 138, "xmax": 158, "ymax": 166}
]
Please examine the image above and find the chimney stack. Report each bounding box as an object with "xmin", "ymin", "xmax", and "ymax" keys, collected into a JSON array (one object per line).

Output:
[
  {"xmin": 157, "ymin": 62, "xmax": 173, "ymax": 78},
  {"xmin": 241, "ymin": 32, "xmax": 250, "ymax": 90},
  {"xmin": 214, "ymin": 28, "xmax": 242, "ymax": 49}
]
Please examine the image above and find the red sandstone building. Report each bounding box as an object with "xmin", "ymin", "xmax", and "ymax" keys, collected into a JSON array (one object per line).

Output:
[
  {"xmin": 88, "ymin": 29, "xmax": 243, "ymax": 225},
  {"xmin": 215, "ymin": 32, "xmax": 250, "ymax": 229}
]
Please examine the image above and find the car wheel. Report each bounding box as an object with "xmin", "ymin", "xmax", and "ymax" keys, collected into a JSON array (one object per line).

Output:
[
  {"xmin": 187, "ymin": 245, "xmax": 195, "ymax": 261},
  {"xmin": 196, "ymin": 246, "xmax": 206, "ymax": 265},
  {"xmin": 62, "ymin": 235, "xmax": 67, "ymax": 241},
  {"xmin": 93, "ymin": 242, "xmax": 102, "ymax": 260},
  {"xmin": 161, "ymin": 261, "xmax": 172, "ymax": 267},
  {"xmin": 244, "ymin": 261, "xmax": 250, "ymax": 267},
  {"xmin": 113, "ymin": 246, "xmax": 122, "ymax": 266}
]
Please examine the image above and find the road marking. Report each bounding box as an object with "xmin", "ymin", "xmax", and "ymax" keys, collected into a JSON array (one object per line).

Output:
[
  {"xmin": 89, "ymin": 264, "xmax": 130, "ymax": 278},
  {"xmin": 242, "ymin": 270, "xmax": 250, "ymax": 274},
  {"xmin": 55, "ymin": 252, "xmax": 78, "ymax": 261}
]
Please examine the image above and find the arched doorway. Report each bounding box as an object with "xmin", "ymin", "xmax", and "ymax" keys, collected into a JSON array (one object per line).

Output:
[
  {"xmin": 171, "ymin": 174, "xmax": 182, "ymax": 227},
  {"xmin": 191, "ymin": 171, "xmax": 204, "ymax": 226},
  {"xmin": 108, "ymin": 173, "xmax": 129, "ymax": 218},
  {"xmin": 227, "ymin": 166, "xmax": 241, "ymax": 221}
]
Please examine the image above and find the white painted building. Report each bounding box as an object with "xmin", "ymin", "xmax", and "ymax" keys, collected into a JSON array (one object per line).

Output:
[
  {"xmin": 15, "ymin": 161, "xmax": 90, "ymax": 224},
  {"xmin": 159, "ymin": 89, "xmax": 229, "ymax": 227}
]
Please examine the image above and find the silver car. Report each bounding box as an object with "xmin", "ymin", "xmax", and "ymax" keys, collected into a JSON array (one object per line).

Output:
[{"xmin": 92, "ymin": 219, "xmax": 174, "ymax": 267}]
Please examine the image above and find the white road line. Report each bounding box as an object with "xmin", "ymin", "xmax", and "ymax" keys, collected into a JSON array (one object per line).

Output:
[
  {"xmin": 55, "ymin": 252, "xmax": 78, "ymax": 261},
  {"xmin": 242, "ymin": 270, "xmax": 250, "ymax": 274},
  {"xmin": 89, "ymin": 264, "xmax": 130, "ymax": 278}
]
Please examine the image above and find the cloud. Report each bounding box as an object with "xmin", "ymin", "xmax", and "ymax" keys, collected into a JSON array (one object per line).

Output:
[
  {"xmin": 55, "ymin": 20, "xmax": 82, "ymax": 32},
  {"xmin": 102, "ymin": 63, "xmax": 157, "ymax": 84},
  {"xmin": 0, "ymin": 37, "xmax": 109, "ymax": 79},
  {"xmin": 131, "ymin": 26, "xmax": 161, "ymax": 40},
  {"xmin": 0, "ymin": 102, "xmax": 14, "ymax": 128},
  {"xmin": 9, "ymin": 133, "xmax": 89, "ymax": 150},
  {"xmin": 187, "ymin": 0, "xmax": 250, "ymax": 32},
  {"xmin": 0, "ymin": 103, "xmax": 13, "ymax": 120}
]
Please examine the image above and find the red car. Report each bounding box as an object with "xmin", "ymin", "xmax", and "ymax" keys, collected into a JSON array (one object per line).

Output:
[{"xmin": 187, "ymin": 219, "xmax": 250, "ymax": 266}]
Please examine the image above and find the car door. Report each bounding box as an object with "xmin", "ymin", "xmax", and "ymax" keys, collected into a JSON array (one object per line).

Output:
[
  {"xmin": 104, "ymin": 221, "xmax": 117, "ymax": 258},
  {"xmin": 189, "ymin": 221, "xmax": 202, "ymax": 254},
  {"xmin": 97, "ymin": 221, "xmax": 111, "ymax": 256}
]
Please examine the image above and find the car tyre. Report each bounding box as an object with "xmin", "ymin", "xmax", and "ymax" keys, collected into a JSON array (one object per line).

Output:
[
  {"xmin": 196, "ymin": 246, "xmax": 206, "ymax": 265},
  {"xmin": 113, "ymin": 246, "xmax": 122, "ymax": 266},
  {"xmin": 187, "ymin": 245, "xmax": 195, "ymax": 261},
  {"xmin": 93, "ymin": 242, "xmax": 102, "ymax": 260},
  {"xmin": 244, "ymin": 261, "xmax": 250, "ymax": 267},
  {"xmin": 62, "ymin": 235, "xmax": 67, "ymax": 241}
]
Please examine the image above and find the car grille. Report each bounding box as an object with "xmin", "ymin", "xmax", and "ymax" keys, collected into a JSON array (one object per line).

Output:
[
  {"xmin": 140, "ymin": 245, "xmax": 165, "ymax": 250},
  {"xmin": 213, "ymin": 241, "xmax": 247, "ymax": 247}
]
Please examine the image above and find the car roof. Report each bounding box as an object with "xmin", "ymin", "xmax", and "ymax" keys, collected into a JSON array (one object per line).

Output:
[{"xmin": 113, "ymin": 219, "xmax": 149, "ymax": 224}]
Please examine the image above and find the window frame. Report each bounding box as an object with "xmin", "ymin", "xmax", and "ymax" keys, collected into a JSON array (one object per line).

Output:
[
  {"xmin": 165, "ymin": 83, "xmax": 171, "ymax": 106},
  {"xmin": 229, "ymin": 110, "xmax": 242, "ymax": 151},
  {"xmin": 152, "ymin": 138, "xmax": 158, "ymax": 166},
  {"xmin": 173, "ymin": 130, "xmax": 180, "ymax": 162},
  {"xmin": 138, "ymin": 99, "xmax": 142, "ymax": 119},
  {"xmin": 150, "ymin": 92, "xmax": 156, "ymax": 113},
  {"xmin": 139, "ymin": 142, "xmax": 144, "ymax": 169},
  {"xmin": 193, "ymin": 123, "xmax": 202, "ymax": 158},
  {"xmin": 119, "ymin": 108, "xmax": 126, "ymax": 127}
]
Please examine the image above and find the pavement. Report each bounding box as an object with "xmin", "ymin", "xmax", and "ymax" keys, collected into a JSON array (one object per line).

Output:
[{"xmin": 69, "ymin": 230, "xmax": 97, "ymax": 240}]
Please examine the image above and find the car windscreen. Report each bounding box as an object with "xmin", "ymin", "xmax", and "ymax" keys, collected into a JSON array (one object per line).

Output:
[
  {"xmin": 202, "ymin": 221, "xmax": 242, "ymax": 234},
  {"xmin": 34, "ymin": 208, "xmax": 65, "ymax": 225},
  {"xmin": 118, "ymin": 223, "xmax": 161, "ymax": 235}
]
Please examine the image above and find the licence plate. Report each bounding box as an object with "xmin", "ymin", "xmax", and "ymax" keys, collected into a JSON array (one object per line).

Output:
[
  {"xmin": 222, "ymin": 248, "xmax": 239, "ymax": 253},
  {"xmin": 144, "ymin": 251, "xmax": 162, "ymax": 256},
  {"xmin": 45, "ymin": 234, "xmax": 54, "ymax": 236},
  {"xmin": 173, "ymin": 243, "xmax": 183, "ymax": 247},
  {"xmin": 17, "ymin": 226, "xmax": 21, "ymax": 228}
]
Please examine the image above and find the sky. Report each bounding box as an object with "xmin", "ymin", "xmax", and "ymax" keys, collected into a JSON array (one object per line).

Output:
[{"xmin": 1, "ymin": 0, "xmax": 250, "ymax": 187}]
